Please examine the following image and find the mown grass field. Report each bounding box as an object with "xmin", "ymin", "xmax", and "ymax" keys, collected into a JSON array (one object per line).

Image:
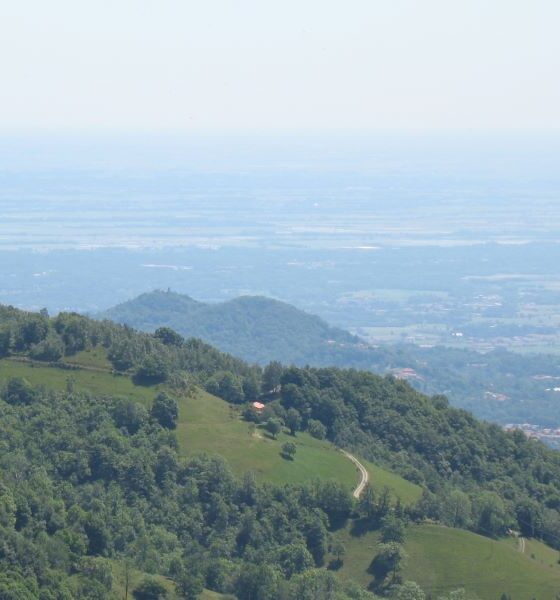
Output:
[
  {"xmin": 336, "ymin": 523, "xmax": 560, "ymax": 600},
  {"xmin": 176, "ymin": 387, "xmax": 359, "ymax": 488},
  {"xmin": 360, "ymin": 457, "xmax": 422, "ymax": 506},
  {"xmin": 503, "ymin": 535, "xmax": 560, "ymax": 571}
]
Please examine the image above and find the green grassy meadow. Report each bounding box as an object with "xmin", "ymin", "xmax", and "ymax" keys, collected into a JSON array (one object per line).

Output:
[
  {"xmin": 0, "ymin": 357, "xmax": 162, "ymax": 404},
  {"xmin": 64, "ymin": 347, "xmax": 113, "ymax": 369},
  {"xmin": 360, "ymin": 458, "xmax": 422, "ymax": 506},
  {"xmin": 336, "ymin": 524, "xmax": 560, "ymax": 599},
  {"xmin": 0, "ymin": 353, "xmax": 423, "ymax": 496},
  {"xmin": 176, "ymin": 387, "xmax": 359, "ymax": 487}
]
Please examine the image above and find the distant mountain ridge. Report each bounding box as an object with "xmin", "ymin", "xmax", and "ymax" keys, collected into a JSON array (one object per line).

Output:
[{"xmin": 101, "ymin": 290, "xmax": 362, "ymax": 365}]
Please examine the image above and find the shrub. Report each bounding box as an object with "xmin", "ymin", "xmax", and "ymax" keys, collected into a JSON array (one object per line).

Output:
[
  {"xmin": 308, "ymin": 419, "xmax": 327, "ymax": 440},
  {"xmin": 281, "ymin": 442, "xmax": 297, "ymax": 460}
]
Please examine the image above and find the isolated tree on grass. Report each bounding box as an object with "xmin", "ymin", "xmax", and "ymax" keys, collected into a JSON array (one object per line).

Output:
[
  {"xmin": 135, "ymin": 354, "xmax": 169, "ymax": 383},
  {"xmin": 330, "ymin": 540, "xmax": 346, "ymax": 568},
  {"xmin": 286, "ymin": 408, "xmax": 302, "ymax": 436},
  {"xmin": 265, "ymin": 418, "xmax": 282, "ymax": 439},
  {"xmin": 380, "ymin": 514, "xmax": 406, "ymax": 544},
  {"xmin": 371, "ymin": 542, "xmax": 407, "ymax": 586},
  {"xmin": 176, "ymin": 572, "xmax": 203, "ymax": 600},
  {"xmin": 281, "ymin": 441, "xmax": 297, "ymax": 460}
]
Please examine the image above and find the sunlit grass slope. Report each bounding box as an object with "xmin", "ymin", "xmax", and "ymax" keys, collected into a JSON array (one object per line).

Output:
[
  {"xmin": 503, "ymin": 535, "xmax": 560, "ymax": 571},
  {"xmin": 0, "ymin": 352, "xmax": 421, "ymax": 496},
  {"xmin": 0, "ymin": 356, "xmax": 162, "ymax": 403},
  {"xmin": 336, "ymin": 524, "xmax": 560, "ymax": 600},
  {"xmin": 176, "ymin": 387, "xmax": 357, "ymax": 487},
  {"xmin": 360, "ymin": 457, "xmax": 422, "ymax": 506},
  {"xmin": 64, "ymin": 347, "xmax": 113, "ymax": 370}
]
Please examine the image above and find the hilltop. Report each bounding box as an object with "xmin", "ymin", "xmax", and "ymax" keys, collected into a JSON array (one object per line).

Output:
[{"xmin": 101, "ymin": 289, "xmax": 363, "ymax": 365}]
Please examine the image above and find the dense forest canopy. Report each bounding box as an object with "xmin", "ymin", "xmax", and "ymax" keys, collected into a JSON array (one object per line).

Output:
[{"xmin": 2, "ymin": 304, "xmax": 560, "ymax": 598}]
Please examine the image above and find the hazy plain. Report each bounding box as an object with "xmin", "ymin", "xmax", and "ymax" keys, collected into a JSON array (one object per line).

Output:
[{"xmin": 2, "ymin": 133, "xmax": 560, "ymax": 351}]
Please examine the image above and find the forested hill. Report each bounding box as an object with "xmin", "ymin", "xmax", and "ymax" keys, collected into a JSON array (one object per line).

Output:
[
  {"xmin": 3, "ymin": 304, "xmax": 560, "ymax": 597},
  {"xmin": 101, "ymin": 289, "xmax": 361, "ymax": 364},
  {"xmin": 101, "ymin": 290, "xmax": 560, "ymax": 429}
]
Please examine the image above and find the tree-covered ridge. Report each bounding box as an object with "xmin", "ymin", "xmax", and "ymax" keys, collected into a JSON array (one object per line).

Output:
[{"xmin": 101, "ymin": 289, "xmax": 360, "ymax": 365}]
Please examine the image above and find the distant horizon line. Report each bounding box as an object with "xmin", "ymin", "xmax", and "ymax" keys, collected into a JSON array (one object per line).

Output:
[{"xmin": 1, "ymin": 127, "xmax": 560, "ymax": 138}]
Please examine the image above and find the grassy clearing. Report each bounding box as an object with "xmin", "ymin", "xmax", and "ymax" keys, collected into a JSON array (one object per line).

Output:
[
  {"xmin": 64, "ymin": 347, "xmax": 113, "ymax": 370},
  {"xmin": 177, "ymin": 390, "xmax": 423, "ymax": 494},
  {"xmin": 404, "ymin": 525, "xmax": 560, "ymax": 599},
  {"xmin": 504, "ymin": 535, "xmax": 560, "ymax": 571},
  {"xmin": 0, "ymin": 357, "xmax": 162, "ymax": 404},
  {"xmin": 108, "ymin": 560, "xmax": 179, "ymax": 599},
  {"xmin": 336, "ymin": 524, "xmax": 560, "ymax": 599},
  {"xmin": 0, "ymin": 354, "xmax": 421, "ymax": 495},
  {"xmin": 176, "ymin": 388, "xmax": 358, "ymax": 488},
  {"xmin": 360, "ymin": 458, "xmax": 422, "ymax": 506}
]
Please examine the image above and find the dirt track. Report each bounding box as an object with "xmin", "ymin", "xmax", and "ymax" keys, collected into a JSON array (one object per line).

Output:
[{"xmin": 340, "ymin": 449, "xmax": 369, "ymax": 498}]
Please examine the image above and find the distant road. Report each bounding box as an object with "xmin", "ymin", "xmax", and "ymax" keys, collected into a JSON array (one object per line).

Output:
[{"xmin": 340, "ymin": 449, "xmax": 369, "ymax": 499}]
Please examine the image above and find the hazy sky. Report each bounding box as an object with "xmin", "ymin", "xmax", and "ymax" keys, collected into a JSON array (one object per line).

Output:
[{"xmin": 1, "ymin": 0, "xmax": 559, "ymax": 132}]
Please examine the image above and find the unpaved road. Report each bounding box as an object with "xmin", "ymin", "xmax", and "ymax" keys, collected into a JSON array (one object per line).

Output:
[{"xmin": 340, "ymin": 449, "xmax": 369, "ymax": 498}]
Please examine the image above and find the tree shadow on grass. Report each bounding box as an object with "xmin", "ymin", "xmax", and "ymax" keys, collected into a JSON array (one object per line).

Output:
[
  {"xmin": 350, "ymin": 517, "xmax": 375, "ymax": 537},
  {"xmin": 328, "ymin": 514, "xmax": 350, "ymax": 532},
  {"xmin": 131, "ymin": 373, "xmax": 163, "ymax": 387},
  {"xmin": 327, "ymin": 558, "xmax": 343, "ymax": 571}
]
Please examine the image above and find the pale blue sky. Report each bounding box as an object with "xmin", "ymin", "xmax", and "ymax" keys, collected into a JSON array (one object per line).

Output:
[{"xmin": 1, "ymin": 0, "xmax": 559, "ymax": 132}]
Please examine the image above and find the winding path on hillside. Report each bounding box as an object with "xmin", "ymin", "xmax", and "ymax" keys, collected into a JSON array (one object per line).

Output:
[{"xmin": 340, "ymin": 449, "xmax": 369, "ymax": 498}]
